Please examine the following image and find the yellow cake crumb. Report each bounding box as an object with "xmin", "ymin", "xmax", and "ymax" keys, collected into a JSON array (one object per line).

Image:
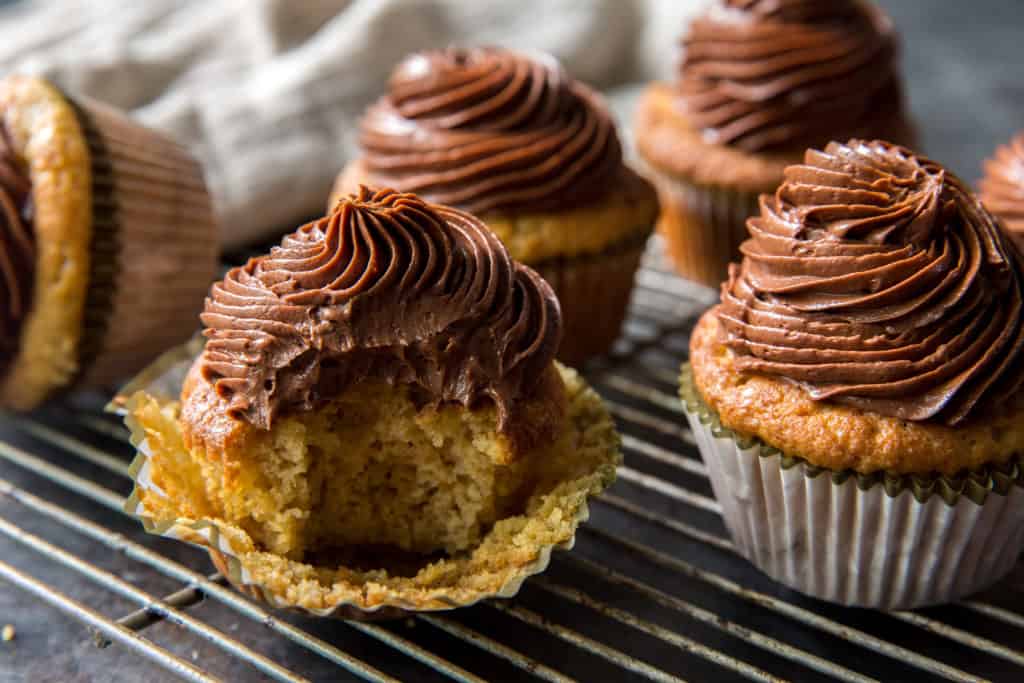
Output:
[{"xmin": 127, "ymin": 363, "xmax": 620, "ymax": 612}]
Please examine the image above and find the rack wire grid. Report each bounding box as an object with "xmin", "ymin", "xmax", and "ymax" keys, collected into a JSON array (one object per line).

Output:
[{"xmin": 1, "ymin": 237, "xmax": 1022, "ymax": 682}]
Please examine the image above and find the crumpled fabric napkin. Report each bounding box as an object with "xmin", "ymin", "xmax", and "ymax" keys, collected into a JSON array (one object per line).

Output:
[{"xmin": 0, "ymin": 0, "xmax": 700, "ymax": 248}]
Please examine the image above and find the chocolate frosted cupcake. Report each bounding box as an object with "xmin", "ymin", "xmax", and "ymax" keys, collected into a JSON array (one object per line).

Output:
[
  {"xmin": 980, "ymin": 132, "xmax": 1024, "ymax": 248},
  {"xmin": 331, "ymin": 47, "xmax": 659, "ymax": 365},
  {"xmin": 0, "ymin": 76, "xmax": 217, "ymax": 410},
  {"xmin": 121, "ymin": 187, "xmax": 620, "ymax": 617},
  {"xmin": 683, "ymin": 140, "xmax": 1024, "ymax": 608},
  {"xmin": 636, "ymin": 0, "xmax": 914, "ymax": 287}
]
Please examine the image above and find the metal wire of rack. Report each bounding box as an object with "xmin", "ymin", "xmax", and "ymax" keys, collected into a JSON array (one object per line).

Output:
[{"xmin": 1, "ymin": 239, "xmax": 1022, "ymax": 682}]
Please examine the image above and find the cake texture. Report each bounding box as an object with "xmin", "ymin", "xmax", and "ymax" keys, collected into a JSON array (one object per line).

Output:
[
  {"xmin": 122, "ymin": 188, "xmax": 621, "ymax": 616},
  {"xmin": 333, "ymin": 47, "xmax": 659, "ymax": 364},
  {"xmin": 0, "ymin": 75, "xmax": 218, "ymax": 410},
  {"xmin": 980, "ymin": 132, "xmax": 1024, "ymax": 248},
  {"xmin": 683, "ymin": 140, "xmax": 1024, "ymax": 608},
  {"xmin": 635, "ymin": 0, "xmax": 914, "ymax": 287}
]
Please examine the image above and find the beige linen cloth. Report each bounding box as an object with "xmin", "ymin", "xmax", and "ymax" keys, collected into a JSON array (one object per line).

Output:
[{"xmin": 0, "ymin": 0, "xmax": 701, "ymax": 249}]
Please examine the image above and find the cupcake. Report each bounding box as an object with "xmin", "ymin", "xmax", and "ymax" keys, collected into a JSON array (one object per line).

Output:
[
  {"xmin": 121, "ymin": 187, "xmax": 620, "ymax": 617},
  {"xmin": 682, "ymin": 140, "xmax": 1024, "ymax": 608},
  {"xmin": 635, "ymin": 0, "xmax": 914, "ymax": 288},
  {"xmin": 0, "ymin": 75, "xmax": 218, "ymax": 411},
  {"xmin": 979, "ymin": 132, "xmax": 1024, "ymax": 249},
  {"xmin": 330, "ymin": 47, "xmax": 659, "ymax": 365}
]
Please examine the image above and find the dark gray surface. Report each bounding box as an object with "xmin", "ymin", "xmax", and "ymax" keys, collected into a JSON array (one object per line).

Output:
[
  {"xmin": 881, "ymin": 0, "xmax": 1024, "ymax": 180},
  {"xmin": 1, "ymin": 1, "xmax": 1024, "ymax": 682}
]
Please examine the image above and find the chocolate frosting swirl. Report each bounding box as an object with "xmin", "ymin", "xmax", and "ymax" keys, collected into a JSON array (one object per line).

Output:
[
  {"xmin": 0, "ymin": 127, "xmax": 33, "ymax": 374},
  {"xmin": 678, "ymin": 0, "xmax": 904, "ymax": 152},
  {"xmin": 718, "ymin": 140, "xmax": 1024, "ymax": 426},
  {"xmin": 980, "ymin": 132, "xmax": 1024, "ymax": 236},
  {"xmin": 200, "ymin": 187, "xmax": 562, "ymax": 434},
  {"xmin": 358, "ymin": 47, "xmax": 622, "ymax": 213}
]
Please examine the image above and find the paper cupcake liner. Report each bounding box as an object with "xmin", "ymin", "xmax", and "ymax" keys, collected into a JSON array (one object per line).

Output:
[
  {"xmin": 534, "ymin": 230, "xmax": 651, "ymax": 366},
  {"xmin": 113, "ymin": 340, "xmax": 619, "ymax": 619},
  {"xmin": 648, "ymin": 172, "xmax": 762, "ymax": 289},
  {"xmin": 70, "ymin": 96, "xmax": 218, "ymax": 389},
  {"xmin": 679, "ymin": 364, "xmax": 1024, "ymax": 608}
]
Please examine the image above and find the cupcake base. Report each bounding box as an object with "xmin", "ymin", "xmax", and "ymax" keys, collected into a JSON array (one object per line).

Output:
[
  {"xmin": 0, "ymin": 77, "xmax": 218, "ymax": 410},
  {"xmin": 117, "ymin": 340, "xmax": 621, "ymax": 619},
  {"xmin": 534, "ymin": 232, "xmax": 650, "ymax": 366},
  {"xmin": 651, "ymin": 174, "xmax": 759, "ymax": 289},
  {"xmin": 681, "ymin": 365, "xmax": 1024, "ymax": 609}
]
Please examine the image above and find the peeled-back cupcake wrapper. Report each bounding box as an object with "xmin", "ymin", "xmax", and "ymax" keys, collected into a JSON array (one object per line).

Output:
[
  {"xmin": 650, "ymin": 172, "xmax": 761, "ymax": 288},
  {"xmin": 113, "ymin": 340, "xmax": 607, "ymax": 619},
  {"xmin": 534, "ymin": 230, "xmax": 650, "ymax": 366},
  {"xmin": 70, "ymin": 95, "xmax": 218, "ymax": 390},
  {"xmin": 679, "ymin": 364, "xmax": 1024, "ymax": 608}
]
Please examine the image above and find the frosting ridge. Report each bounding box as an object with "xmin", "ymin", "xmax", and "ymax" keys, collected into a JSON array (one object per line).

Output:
[
  {"xmin": 0, "ymin": 127, "xmax": 33, "ymax": 374},
  {"xmin": 717, "ymin": 139, "xmax": 1024, "ymax": 426},
  {"xmin": 678, "ymin": 0, "xmax": 904, "ymax": 152},
  {"xmin": 980, "ymin": 132, "xmax": 1024, "ymax": 238},
  {"xmin": 358, "ymin": 47, "xmax": 622, "ymax": 213},
  {"xmin": 200, "ymin": 187, "xmax": 562, "ymax": 436}
]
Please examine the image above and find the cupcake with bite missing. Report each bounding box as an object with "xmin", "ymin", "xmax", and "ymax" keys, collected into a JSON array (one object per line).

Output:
[
  {"xmin": 683, "ymin": 140, "xmax": 1024, "ymax": 608},
  {"xmin": 980, "ymin": 132, "xmax": 1024, "ymax": 249},
  {"xmin": 121, "ymin": 187, "xmax": 620, "ymax": 617},
  {"xmin": 331, "ymin": 47, "xmax": 659, "ymax": 365},
  {"xmin": 635, "ymin": 0, "xmax": 914, "ymax": 288},
  {"xmin": 0, "ymin": 75, "xmax": 217, "ymax": 410}
]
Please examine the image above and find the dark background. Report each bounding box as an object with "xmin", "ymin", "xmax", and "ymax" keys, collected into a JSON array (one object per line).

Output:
[{"xmin": 880, "ymin": 0, "xmax": 1023, "ymax": 181}]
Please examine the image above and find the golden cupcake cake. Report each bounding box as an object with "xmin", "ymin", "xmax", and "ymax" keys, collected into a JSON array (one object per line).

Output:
[
  {"xmin": 331, "ymin": 47, "xmax": 659, "ymax": 365},
  {"xmin": 682, "ymin": 140, "xmax": 1024, "ymax": 608},
  {"xmin": 0, "ymin": 75, "xmax": 217, "ymax": 410},
  {"xmin": 635, "ymin": 0, "xmax": 914, "ymax": 287},
  {"xmin": 121, "ymin": 187, "xmax": 621, "ymax": 617},
  {"xmin": 980, "ymin": 132, "xmax": 1024, "ymax": 248}
]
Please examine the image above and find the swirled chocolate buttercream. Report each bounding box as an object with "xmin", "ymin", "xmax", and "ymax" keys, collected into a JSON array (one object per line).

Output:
[
  {"xmin": 980, "ymin": 132, "xmax": 1024, "ymax": 237},
  {"xmin": 358, "ymin": 47, "xmax": 622, "ymax": 213},
  {"xmin": 0, "ymin": 128, "xmax": 33, "ymax": 374},
  {"xmin": 200, "ymin": 187, "xmax": 562, "ymax": 435},
  {"xmin": 718, "ymin": 140, "xmax": 1024, "ymax": 425},
  {"xmin": 678, "ymin": 0, "xmax": 904, "ymax": 152}
]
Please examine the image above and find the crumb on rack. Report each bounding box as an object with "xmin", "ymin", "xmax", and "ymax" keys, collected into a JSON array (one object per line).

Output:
[{"xmin": 1, "ymin": 625, "xmax": 14, "ymax": 642}]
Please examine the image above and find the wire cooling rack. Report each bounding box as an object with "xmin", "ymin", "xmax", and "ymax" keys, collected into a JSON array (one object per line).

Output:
[{"xmin": 1, "ymin": 238, "xmax": 1022, "ymax": 682}]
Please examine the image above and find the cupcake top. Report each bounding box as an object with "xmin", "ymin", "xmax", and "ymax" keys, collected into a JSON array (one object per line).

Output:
[
  {"xmin": 0, "ymin": 131, "xmax": 33, "ymax": 374},
  {"xmin": 717, "ymin": 139, "xmax": 1024, "ymax": 426},
  {"xmin": 979, "ymin": 132, "xmax": 1024, "ymax": 236},
  {"xmin": 357, "ymin": 47, "xmax": 623, "ymax": 214},
  {"xmin": 200, "ymin": 187, "xmax": 562, "ymax": 435},
  {"xmin": 678, "ymin": 0, "xmax": 903, "ymax": 153}
]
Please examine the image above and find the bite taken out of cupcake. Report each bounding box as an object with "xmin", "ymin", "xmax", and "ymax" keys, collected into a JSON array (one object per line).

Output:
[
  {"xmin": 121, "ymin": 187, "xmax": 621, "ymax": 617},
  {"xmin": 635, "ymin": 0, "xmax": 915, "ymax": 288},
  {"xmin": 979, "ymin": 131, "xmax": 1024, "ymax": 249},
  {"xmin": 0, "ymin": 75, "xmax": 218, "ymax": 411},
  {"xmin": 683, "ymin": 139, "xmax": 1024, "ymax": 609},
  {"xmin": 330, "ymin": 47, "xmax": 659, "ymax": 366}
]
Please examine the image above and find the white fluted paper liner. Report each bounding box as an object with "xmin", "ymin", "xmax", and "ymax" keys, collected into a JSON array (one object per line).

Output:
[
  {"xmin": 113, "ymin": 339, "xmax": 620, "ymax": 619},
  {"xmin": 680, "ymin": 371, "xmax": 1024, "ymax": 609}
]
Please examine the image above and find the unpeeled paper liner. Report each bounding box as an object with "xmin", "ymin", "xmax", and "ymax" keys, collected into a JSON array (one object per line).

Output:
[
  {"xmin": 649, "ymin": 172, "xmax": 762, "ymax": 289},
  {"xmin": 679, "ymin": 363, "xmax": 1024, "ymax": 506},
  {"xmin": 66, "ymin": 95, "xmax": 120, "ymax": 383},
  {"xmin": 72, "ymin": 95, "xmax": 218, "ymax": 390},
  {"xmin": 534, "ymin": 228, "xmax": 651, "ymax": 366},
  {"xmin": 113, "ymin": 340, "xmax": 619, "ymax": 619}
]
